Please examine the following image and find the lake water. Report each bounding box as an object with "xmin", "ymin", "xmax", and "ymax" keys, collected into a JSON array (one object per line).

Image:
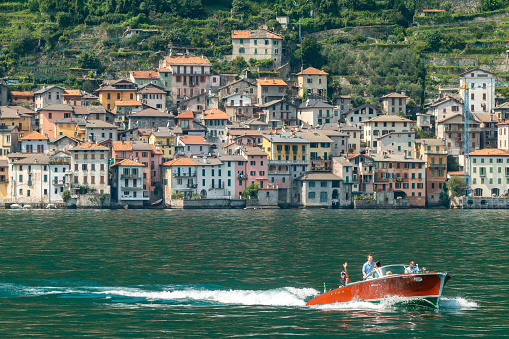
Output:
[{"xmin": 0, "ymin": 209, "xmax": 507, "ymax": 336}]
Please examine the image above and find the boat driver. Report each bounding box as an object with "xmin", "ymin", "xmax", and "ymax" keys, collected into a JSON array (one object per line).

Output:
[
  {"xmin": 405, "ymin": 261, "xmax": 419, "ymax": 273},
  {"xmin": 362, "ymin": 254, "xmax": 375, "ymax": 280},
  {"xmin": 340, "ymin": 262, "xmax": 351, "ymax": 287}
]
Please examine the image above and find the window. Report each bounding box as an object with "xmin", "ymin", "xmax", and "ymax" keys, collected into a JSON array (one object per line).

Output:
[
  {"xmin": 321, "ymin": 181, "xmax": 327, "ymax": 187},
  {"xmin": 320, "ymin": 192, "xmax": 327, "ymax": 202},
  {"xmin": 308, "ymin": 192, "xmax": 315, "ymax": 199},
  {"xmin": 309, "ymin": 181, "xmax": 315, "ymax": 187}
]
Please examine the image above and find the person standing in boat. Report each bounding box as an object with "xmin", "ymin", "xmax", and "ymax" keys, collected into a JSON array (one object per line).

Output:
[
  {"xmin": 362, "ymin": 254, "xmax": 375, "ymax": 280},
  {"xmin": 340, "ymin": 262, "xmax": 351, "ymax": 287},
  {"xmin": 405, "ymin": 261, "xmax": 419, "ymax": 273}
]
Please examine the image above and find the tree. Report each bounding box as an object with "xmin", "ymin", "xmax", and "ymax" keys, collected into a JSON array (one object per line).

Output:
[
  {"xmin": 232, "ymin": 0, "xmax": 245, "ymax": 14},
  {"xmin": 447, "ymin": 155, "xmax": 459, "ymax": 172},
  {"xmin": 62, "ymin": 190, "xmax": 71, "ymax": 203},
  {"xmin": 242, "ymin": 184, "xmax": 259, "ymax": 199},
  {"xmin": 446, "ymin": 176, "xmax": 465, "ymax": 197},
  {"xmin": 77, "ymin": 50, "xmax": 101, "ymax": 69},
  {"xmin": 301, "ymin": 36, "xmax": 323, "ymax": 69}
]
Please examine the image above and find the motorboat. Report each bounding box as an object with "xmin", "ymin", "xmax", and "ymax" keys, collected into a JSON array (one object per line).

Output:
[
  {"xmin": 10, "ymin": 204, "xmax": 21, "ymax": 209},
  {"xmin": 22, "ymin": 205, "xmax": 32, "ymax": 209},
  {"xmin": 46, "ymin": 204, "xmax": 57, "ymax": 209},
  {"xmin": 151, "ymin": 199, "xmax": 163, "ymax": 206},
  {"xmin": 306, "ymin": 264, "xmax": 451, "ymax": 308}
]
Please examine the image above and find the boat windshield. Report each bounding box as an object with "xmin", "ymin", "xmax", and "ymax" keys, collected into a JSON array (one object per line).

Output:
[{"xmin": 369, "ymin": 264, "xmax": 418, "ymax": 279}]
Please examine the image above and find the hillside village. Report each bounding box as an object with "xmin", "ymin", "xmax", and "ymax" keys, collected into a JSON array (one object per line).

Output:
[{"xmin": 1, "ymin": 21, "xmax": 509, "ymax": 209}]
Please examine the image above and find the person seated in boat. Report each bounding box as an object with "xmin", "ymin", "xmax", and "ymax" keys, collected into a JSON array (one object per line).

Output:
[
  {"xmin": 372, "ymin": 261, "xmax": 382, "ymax": 278},
  {"xmin": 362, "ymin": 254, "xmax": 375, "ymax": 280},
  {"xmin": 405, "ymin": 261, "xmax": 419, "ymax": 273},
  {"xmin": 339, "ymin": 262, "xmax": 351, "ymax": 287}
]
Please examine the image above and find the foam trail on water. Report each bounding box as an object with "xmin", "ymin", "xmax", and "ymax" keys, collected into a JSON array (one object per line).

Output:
[
  {"xmin": 98, "ymin": 286, "xmax": 318, "ymax": 306},
  {"xmin": 439, "ymin": 297, "xmax": 479, "ymax": 309}
]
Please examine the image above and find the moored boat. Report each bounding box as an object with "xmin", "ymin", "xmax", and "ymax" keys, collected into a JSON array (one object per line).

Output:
[
  {"xmin": 22, "ymin": 205, "xmax": 32, "ymax": 209},
  {"xmin": 46, "ymin": 204, "xmax": 57, "ymax": 209},
  {"xmin": 151, "ymin": 199, "xmax": 163, "ymax": 206},
  {"xmin": 306, "ymin": 264, "xmax": 451, "ymax": 308},
  {"xmin": 10, "ymin": 204, "xmax": 21, "ymax": 209}
]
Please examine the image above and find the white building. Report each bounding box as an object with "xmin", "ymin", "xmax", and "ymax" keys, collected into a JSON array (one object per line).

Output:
[
  {"xmin": 19, "ymin": 131, "xmax": 48, "ymax": 154},
  {"xmin": 459, "ymin": 68, "xmax": 495, "ymax": 113},
  {"xmin": 362, "ymin": 115, "xmax": 414, "ymax": 149},
  {"xmin": 343, "ymin": 104, "xmax": 381, "ymax": 128},
  {"xmin": 298, "ymin": 100, "xmax": 337, "ymax": 127},
  {"xmin": 380, "ymin": 92, "xmax": 408, "ymax": 115},
  {"xmin": 177, "ymin": 135, "xmax": 210, "ymax": 157},
  {"xmin": 34, "ymin": 85, "xmax": 65, "ymax": 109},
  {"xmin": 203, "ymin": 108, "xmax": 228, "ymax": 142},
  {"xmin": 136, "ymin": 83, "xmax": 167, "ymax": 112},
  {"xmin": 469, "ymin": 148, "xmax": 509, "ymax": 196},
  {"xmin": 70, "ymin": 142, "xmax": 110, "ymax": 195},
  {"xmin": 231, "ymin": 30, "xmax": 283, "ymax": 67},
  {"xmin": 85, "ymin": 120, "xmax": 119, "ymax": 142},
  {"xmin": 498, "ymin": 121, "xmax": 509, "ymax": 150},
  {"xmin": 111, "ymin": 159, "xmax": 149, "ymax": 206},
  {"xmin": 425, "ymin": 95, "xmax": 463, "ymax": 122},
  {"xmin": 8, "ymin": 154, "xmax": 51, "ymax": 204},
  {"xmin": 194, "ymin": 157, "xmax": 235, "ymax": 199},
  {"xmin": 296, "ymin": 67, "xmax": 328, "ymax": 98},
  {"xmin": 48, "ymin": 151, "xmax": 72, "ymax": 202},
  {"xmin": 376, "ymin": 131, "xmax": 416, "ymax": 157}
]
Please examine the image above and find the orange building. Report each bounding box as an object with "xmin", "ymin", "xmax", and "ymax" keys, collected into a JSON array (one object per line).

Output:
[
  {"xmin": 10, "ymin": 91, "xmax": 34, "ymax": 105},
  {"xmin": 96, "ymin": 79, "xmax": 137, "ymax": 113}
]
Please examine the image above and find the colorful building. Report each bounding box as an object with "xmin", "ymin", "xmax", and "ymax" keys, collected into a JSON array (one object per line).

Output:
[{"xmin": 96, "ymin": 79, "xmax": 137, "ymax": 113}]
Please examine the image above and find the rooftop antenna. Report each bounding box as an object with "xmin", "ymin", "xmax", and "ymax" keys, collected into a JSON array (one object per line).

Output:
[{"xmin": 299, "ymin": 18, "xmax": 303, "ymax": 72}]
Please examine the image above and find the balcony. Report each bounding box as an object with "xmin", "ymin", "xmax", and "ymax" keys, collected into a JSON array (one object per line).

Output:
[
  {"xmin": 28, "ymin": 180, "xmax": 33, "ymax": 186},
  {"xmin": 237, "ymin": 174, "xmax": 248, "ymax": 179},
  {"xmin": 187, "ymin": 183, "xmax": 198, "ymax": 188},
  {"xmin": 53, "ymin": 179, "xmax": 66, "ymax": 186},
  {"xmin": 268, "ymin": 170, "xmax": 289, "ymax": 175},
  {"xmin": 121, "ymin": 174, "xmax": 142, "ymax": 179},
  {"xmin": 172, "ymin": 171, "xmax": 196, "ymax": 177},
  {"xmin": 122, "ymin": 186, "xmax": 144, "ymax": 191}
]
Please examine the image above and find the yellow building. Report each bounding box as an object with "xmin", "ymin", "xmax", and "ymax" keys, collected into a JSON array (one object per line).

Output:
[
  {"xmin": 0, "ymin": 125, "xmax": 17, "ymax": 160},
  {"xmin": 96, "ymin": 79, "xmax": 137, "ymax": 113},
  {"xmin": 262, "ymin": 131, "xmax": 309, "ymax": 162},
  {"xmin": 0, "ymin": 106, "xmax": 32, "ymax": 135},
  {"xmin": 0, "ymin": 160, "xmax": 8, "ymax": 201},
  {"xmin": 149, "ymin": 129, "xmax": 179, "ymax": 162},
  {"xmin": 296, "ymin": 67, "xmax": 328, "ymax": 98},
  {"xmin": 55, "ymin": 118, "xmax": 87, "ymax": 140},
  {"xmin": 298, "ymin": 130, "xmax": 333, "ymax": 171}
]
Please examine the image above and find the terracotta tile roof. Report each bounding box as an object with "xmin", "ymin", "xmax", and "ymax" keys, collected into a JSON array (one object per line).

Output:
[
  {"xmin": 448, "ymin": 171, "xmax": 465, "ymax": 176},
  {"xmin": 163, "ymin": 157, "xmax": 197, "ymax": 166},
  {"xmin": 71, "ymin": 142, "xmax": 109, "ymax": 151},
  {"xmin": 176, "ymin": 110, "xmax": 194, "ymax": 119},
  {"xmin": 256, "ymin": 78, "xmax": 287, "ymax": 86},
  {"xmin": 347, "ymin": 153, "xmax": 360, "ymax": 159},
  {"xmin": 203, "ymin": 108, "xmax": 228, "ymax": 120},
  {"xmin": 164, "ymin": 55, "xmax": 212, "ymax": 66},
  {"xmin": 296, "ymin": 67, "xmax": 328, "ymax": 76},
  {"xmin": 112, "ymin": 159, "xmax": 145, "ymax": 167},
  {"xmin": 179, "ymin": 135, "xmax": 209, "ymax": 145},
  {"xmin": 130, "ymin": 71, "xmax": 159, "ymax": 79},
  {"xmin": 112, "ymin": 141, "xmax": 133, "ymax": 151},
  {"xmin": 20, "ymin": 131, "xmax": 48, "ymax": 140},
  {"xmin": 150, "ymin": 144, "xmax": 164, "ymax": 155},
  {"xmin": 115, "ymin": 100, "xmax": 142, "ymax": 106},
  {"xmin": 469, "ymin": 149, "xmax": 509, "ymax": 156},
  {"xmin": 64, "ymin": 89, "xmax": 82, "ymax": 96},
  {"xmin": 423, "ymin": 9, "xmax": 446, "ymax": 12},
  {"xmin": 10, "ymin": 91, "xmax": 33, "ymax": 96},
  {"xmin": 157, "ymin": 68, "xmax": 172, "ymax": 73},
  {"xmin": 232, "ymin": 29, "xmax": 283, "ymax": 40},
  {"xmin": 497, "ymin": 120, "xmax": 509, "ymax": 126}
]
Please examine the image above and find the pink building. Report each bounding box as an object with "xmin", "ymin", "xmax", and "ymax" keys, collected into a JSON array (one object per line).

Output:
[
  {"xmin": 111, "ymin": 140, "xmax": 163, "ymax": 199},
  {"xmin": 39, "ymin": 104, "xmax": 73, "ymax": 138},
  {"xmin": 241, "ymin": 147, "xmax": 268, "ymax": 189}
]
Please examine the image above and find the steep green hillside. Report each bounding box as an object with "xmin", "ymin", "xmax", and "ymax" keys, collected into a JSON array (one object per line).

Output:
[{"xmin": 1, "ymin": 0, "xmax": 509, "ymax": 106}]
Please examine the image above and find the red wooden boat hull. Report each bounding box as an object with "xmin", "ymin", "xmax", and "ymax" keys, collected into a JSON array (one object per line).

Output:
[{"xmin": 306, "ymin": 273, "xmax": 450, "ymax": 307}]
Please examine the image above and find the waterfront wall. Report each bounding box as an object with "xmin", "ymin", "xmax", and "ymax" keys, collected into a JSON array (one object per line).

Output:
[{"xmin": 169, "ymin": 198, "xmax": 247, "ymax": 209}]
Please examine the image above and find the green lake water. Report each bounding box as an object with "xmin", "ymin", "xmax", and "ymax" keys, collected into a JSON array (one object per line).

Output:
[{"xmin": 0, "ymin": 209, "xmax": 507, "ymax": 336}]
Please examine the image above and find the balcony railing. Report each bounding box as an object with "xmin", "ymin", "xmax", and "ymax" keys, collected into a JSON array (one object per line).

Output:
[
  {"xmin": 121, "ymin": 174, "xmax": 142, "ymax": 179},
  {"xmin": 237, "ymin": 174, "xmax": 248, "ymax": 179},
  {"xmin": 187, "ymin": 183, "xmax": 198, "ymax": 188},
  {"xmin": 122, "ymin": 186, "xmax": 144, "ymax": 191}
]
